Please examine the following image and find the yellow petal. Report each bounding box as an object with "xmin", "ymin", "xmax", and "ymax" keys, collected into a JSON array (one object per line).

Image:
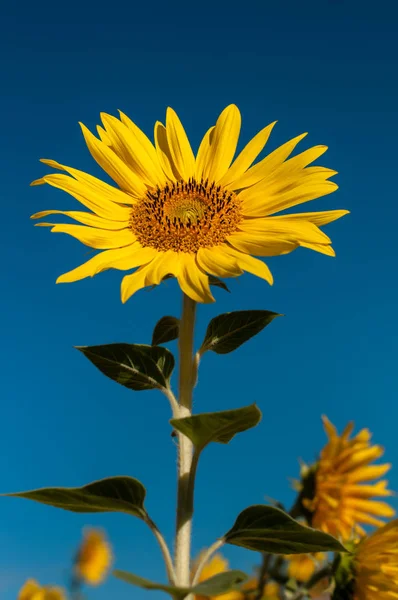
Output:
[
  {"xmin": 230, "ymin": 132, "xmax": 308, "ymax": 190},
  {"xmin": 271, "ymin": 209, "xmax": 349, "ymax": 226},
  {"xmin": 120, "ymin": 250, "xmax": 183, "ymax": 302},
  {"xmin": 196, "ymin": 247, "xmax": 243, "ymax": 278},
  {"xmin": 221, "ymin": 246, "xmax": 274, "ymax": 284},
  {"xmin": 100, "ymin": 113, "xmax": 166, "ymax": 187},
  {"xmin": 195, "ymin": 125, "xmax": 215, "ymax": 181},
  {"xmin": 38, "ymin": 223, "xmax": 135, "ymax": 249},
  {"xmin": 344, "ymin": 482, "xmax": 392, "ymax": 498},
  {"xmin": 96, "ymin": 125, "xmax": 112, "ymax": 146},
  {"xmin": 218, "ymin": 121, "xmax": 276, "ymax": 188},
  {"xmin": 18, "ymin": 580, "xmax": 41, "ymax": 600},
  {"xmin": 154, "ymin": 121, "xmax": 180, "ymax": 181},
  {"xmin": 38, "ymin": 159, "xmax": 136, "ymax": 206},
  {"xmin": 240, "ymin": 166, "xmax": 337, "ymax": 209},
  {"xmin": 56, "ymin": 244, "xmax": 157, "ymax": 283},
  {"xmin": 177, "ymin": 254, "xmax": 215, "ymax": 303},
  {"xmin": 203, "ymin": 104, "xmax": 241, "ymax": 183},
  {"xmin": 344, "ymin": 499, "xmax": 395, "ymax": 518},
  {"xmin": 322, "ymin": 415, "xmax": 338, "ymax": 439},
  {"xmin": 280, "ymin": 145, "xmax": 329, "ymax": 173},
  {"xmin": 121, "ymin": 262, "xmax": 155, "ymax": 303},
  {"xmin": 79, "ymin": 123, "xmax": 147, "ymax": 196},
  {"xmin": 34, "ymin": 173, "xmax": 133, "ymax": 221},
  {"xmin": 227, "ymin": 231, "xmax": 298, "ymax": 257},
  {"xmin": 346, "ymin": 464, "xmax": 392, "ymax": 483},
  {"xmin": 239, "ymin": 218, "xmax": 332, "ymax": 245},
  {"xmin": 241, "ymin": 180, "xmax": 339, "ymax": 217},
  {"xmin": 119, "ymin": 110, "xmax": 168, "ymax": 183},
  {"xmin": 166, "ymin": 107, "xmax": 196, "ymax": 180},
  {"xmin": 31, "ymin": 209, "xmax": 128, "ymax": 230},
  {"xmin": 300, "ymin": 242, "xmax": 336, "ymax": 256},
  {"xmin": 339, "ymin": 445, "xmax": 385, "ymax": 470},
  {"xmin": 144, "ymin": 250, "xmax": 181, "ymax": 285}
]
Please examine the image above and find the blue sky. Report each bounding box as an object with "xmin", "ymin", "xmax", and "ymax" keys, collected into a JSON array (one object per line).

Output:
[{"xmin": 1, "ymin": 0, "xmax": 398, "ymax": 597}]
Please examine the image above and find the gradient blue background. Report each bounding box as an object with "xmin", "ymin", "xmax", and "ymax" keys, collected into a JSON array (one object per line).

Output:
[{"xmin": 1, "ymin": 0, "xmax": 397, "ymax": 597}]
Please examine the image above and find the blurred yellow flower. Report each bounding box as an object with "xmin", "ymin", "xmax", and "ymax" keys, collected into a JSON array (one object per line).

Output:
[
  {"xmin": 302, "ymin": 416, "xmax": 394, "ymax": 540},
  {"xmin": 74, "ymin": 528, "xmax": 113, "ymax": 586},
  {"xmin": 262, "ymin": 581, "xmax": 281, "ymax": 600},
  {"xmin": 194, "ymin": 554, "xmax": 243, "ymax": 600},
  {"xmin": 18, "ymin": 579, "xmax": 66, "ymax": 600},
  {"xmin": 286, "ymin": 552, "xmax": 325, "ymax": 582},
  {"xmin": 340, "ymin": 519, "xmax": 398, "ymax": 600},
  {"xmin": 32, "ymin": 105, "xmax": 347, "ymax": 304},
  {"xmin": 241, "ymin": 578, "xmax": 281, "ymax": 600}
]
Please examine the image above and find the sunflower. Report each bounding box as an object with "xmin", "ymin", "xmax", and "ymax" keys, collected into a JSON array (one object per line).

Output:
[
  {"xmin": 74, "ymin": 528, "xmax": 113, "ymax": 586},
  {"xmin": 351, "ymin": 519, "xmax": 398, "ymax": 600},
  {"xmin": 31, "ymin": 105, "xmax": 348, "ymax": 303},
  {"xmin": 300, "ymin": 417, "xmax": 394, "ymax": 540},
  {"xmin": 18, "ymin": 579, "xmax": 66, "ymax": 600}
]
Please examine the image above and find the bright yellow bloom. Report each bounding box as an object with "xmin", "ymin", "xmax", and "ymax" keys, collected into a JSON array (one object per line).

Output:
[
  {"xmin": 18, "ymin": 579, "xmax": 66, "ymax": 600},
  {"xmin": 74, "ymin": 528, "xmax": 113, "ymax": 586},
  {"xmin": 286, "ymin": 553, "xmax": 325, "ymax": 582},
  {"xmin": 32, "ymin": 105, "xmax": 348, "ymax": 303},
  {"xmin": 194, "ymin": 554, "xmax": 243, "ymax": 600},
  {"xmin": 353, "ymin": 519, "xmax": 398, "ymax": 600},
  {"xmin": 303, "ymin": 417, "xmax": 394, "ymax": 540}
]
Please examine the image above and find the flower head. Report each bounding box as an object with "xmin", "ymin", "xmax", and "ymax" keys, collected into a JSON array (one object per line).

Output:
[
  {"xmin": 333, "ymin": 520, "xmax": 398, "ymax": 600},
  {"xmin": 74, "ymin": 528, "xmax": 113, "ymax": 586},
  {"xmin": 300, "ymin": 417, "xmax": 394, "ymax": 540},
  {"xmin": 32, "ymin": 105, "xmax": 348, "ymax": 303},
  {"xmin": 353, "ymin": 519, "xmax": 398, "ymax": 600},
  {"xmin": 18, "ymin": 579, "xmax": 66, "ymax": 600}
]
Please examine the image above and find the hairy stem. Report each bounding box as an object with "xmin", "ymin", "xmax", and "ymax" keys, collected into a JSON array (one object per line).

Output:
[{"xmin": 175, "ymin": 294, "xmax": 197, "ymax": 587}]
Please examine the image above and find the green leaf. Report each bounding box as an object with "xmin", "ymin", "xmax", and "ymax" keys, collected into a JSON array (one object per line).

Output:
[
  {"xmin": 77, "ymin": 343, "xmax": 174, "ymax": 391},
  {"xmin": 200, "ymin": 310, "xmax": 281, "ymax": 355},
  {"xmin": 170, "ymin": 404, "xmax": 261, "ymax": 451},
  {"xmin": 5, "ymin": 476, "xmax": 147, "ymax": 519},
  {"xmin": 208, "ymin": 275, "xmax": 231, "ymax": 293},
  {"xmin": 114, "ymin": 571, "xmax": 184, "ymax": 597},
  {"xmin": 114, "ymin": 569, "xmax": 248, "ymax": 599},
  {"xmin": 224, "ymin": 505, "xmax": 347, "ymax": 554},
  {"xmin": 152, "ymin": 316, "xmax": 180, "ymax": 346},
  {"xmin": 193, "ymin": 570, "xmax": 248, "ymax": 596}
]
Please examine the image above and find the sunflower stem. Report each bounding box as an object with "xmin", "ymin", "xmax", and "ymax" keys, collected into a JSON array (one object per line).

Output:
[{"xmin": 175, "ymin": 293, "xmax": 197, "ymax": 588}]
